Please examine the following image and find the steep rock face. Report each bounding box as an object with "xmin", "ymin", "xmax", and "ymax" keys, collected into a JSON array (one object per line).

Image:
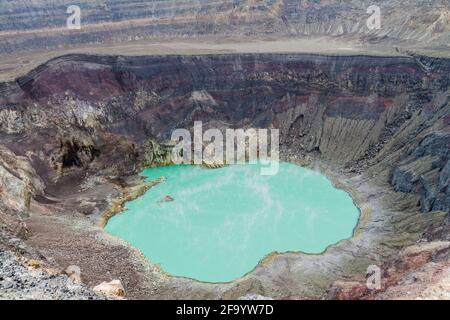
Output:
[
  {"xmin": 0, "ymin": 0, "xmax": 449, "ymax": 54},
  {"xmin": 0, "ymin": 146, "xmax": 44, "ymax": 238},
  {"xmin": 392, "ymin": 133, "xmax": 450, "ymax": 212},
  {"xmin": 0, "ymin": 53, "xmax": 449, "ymax": 213}
]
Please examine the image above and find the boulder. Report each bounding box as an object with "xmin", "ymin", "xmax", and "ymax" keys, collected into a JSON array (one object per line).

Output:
[
  {"xmin": 92, "ymin": 280, "xmax": 125, "ymax": 298},
  {"xmin": 158, "ymin": 195, "xmax": 174, "ymax": 203}
]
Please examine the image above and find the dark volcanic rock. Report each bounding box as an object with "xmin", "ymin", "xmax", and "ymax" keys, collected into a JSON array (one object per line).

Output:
[{"xmin": 392, "ymin": 133, "xmax": 450, "ymax": 212}]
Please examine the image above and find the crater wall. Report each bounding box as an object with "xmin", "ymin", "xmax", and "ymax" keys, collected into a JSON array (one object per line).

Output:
[
  {"xmin": 0, "ymin": 0, "xmax": 449, "ymax": 55},
  {"xmin": 0, "ymin": 53, "xmax": 449, "ymax": 298},
  {"xmin": 0, "ymin": 53, "xmax": 448, "ymax": 213}
]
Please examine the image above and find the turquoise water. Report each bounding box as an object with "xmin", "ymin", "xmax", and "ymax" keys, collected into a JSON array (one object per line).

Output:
[{"xmin": 105, "ymin": 162, "xmax": 359, "ymax": 283}]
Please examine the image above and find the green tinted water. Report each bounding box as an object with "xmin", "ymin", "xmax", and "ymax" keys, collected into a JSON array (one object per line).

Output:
[{"xmin": 105, "ymin": 162, "xmax": 359, "ymax": 283}]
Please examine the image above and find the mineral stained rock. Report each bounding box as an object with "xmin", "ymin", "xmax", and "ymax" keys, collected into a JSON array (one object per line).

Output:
[
  {"xmin": 92, "ymin": 279, "xmax": 125, "ymax": 298},
  {"xmin": 325, "ymin": 241, "xmax": 450, "ymax": 300}
]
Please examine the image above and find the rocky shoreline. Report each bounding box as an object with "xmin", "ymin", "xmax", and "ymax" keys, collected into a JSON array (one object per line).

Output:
[{"xmin": 99, "ymin": 176, "xmax": 165, "ymax": 228}]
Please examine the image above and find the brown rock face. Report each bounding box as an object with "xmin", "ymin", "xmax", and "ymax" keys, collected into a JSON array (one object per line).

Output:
[
  {"xmin": 325, "ymin": 241, "xmax": 450, "ymax": 300},
  {"xmin": 1, "ymin": 53, "xmax": 448, "ymax": 209},
  {"xmin": 0, "ymin": 145, "xmax": 44, "ymax": 238}
]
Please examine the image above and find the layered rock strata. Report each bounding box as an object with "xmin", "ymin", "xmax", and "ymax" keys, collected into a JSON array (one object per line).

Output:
[{"xmin": 0, "ymin": 0, "xmax": 449, "ymax": 55}]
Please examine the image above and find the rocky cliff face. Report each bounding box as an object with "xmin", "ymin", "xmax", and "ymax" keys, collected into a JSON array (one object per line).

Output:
[
  {"xmin": 392, "ymin": 133, "xmax": 450, "ymax": 212},
  {"xmin": 0, "ymin": 0, "xmax": 449, "ymax": 54},
  {"xmin": 0, "ymin": 145, "xmax": 44, "ymax": 238},
  {"xmin": 0, "ymin": 53, "xmax": 448, "ymax": 210}
]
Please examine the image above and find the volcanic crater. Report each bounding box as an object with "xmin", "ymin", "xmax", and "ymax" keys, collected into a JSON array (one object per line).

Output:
[{"xmin": 0, "ymin": 53, "xmax": 449, "ymax": 299}]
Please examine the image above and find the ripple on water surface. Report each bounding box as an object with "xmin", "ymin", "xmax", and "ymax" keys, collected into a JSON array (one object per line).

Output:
[{"xmin": 106, "ymin": 162, "xmax": 359, "ymax": 282}]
